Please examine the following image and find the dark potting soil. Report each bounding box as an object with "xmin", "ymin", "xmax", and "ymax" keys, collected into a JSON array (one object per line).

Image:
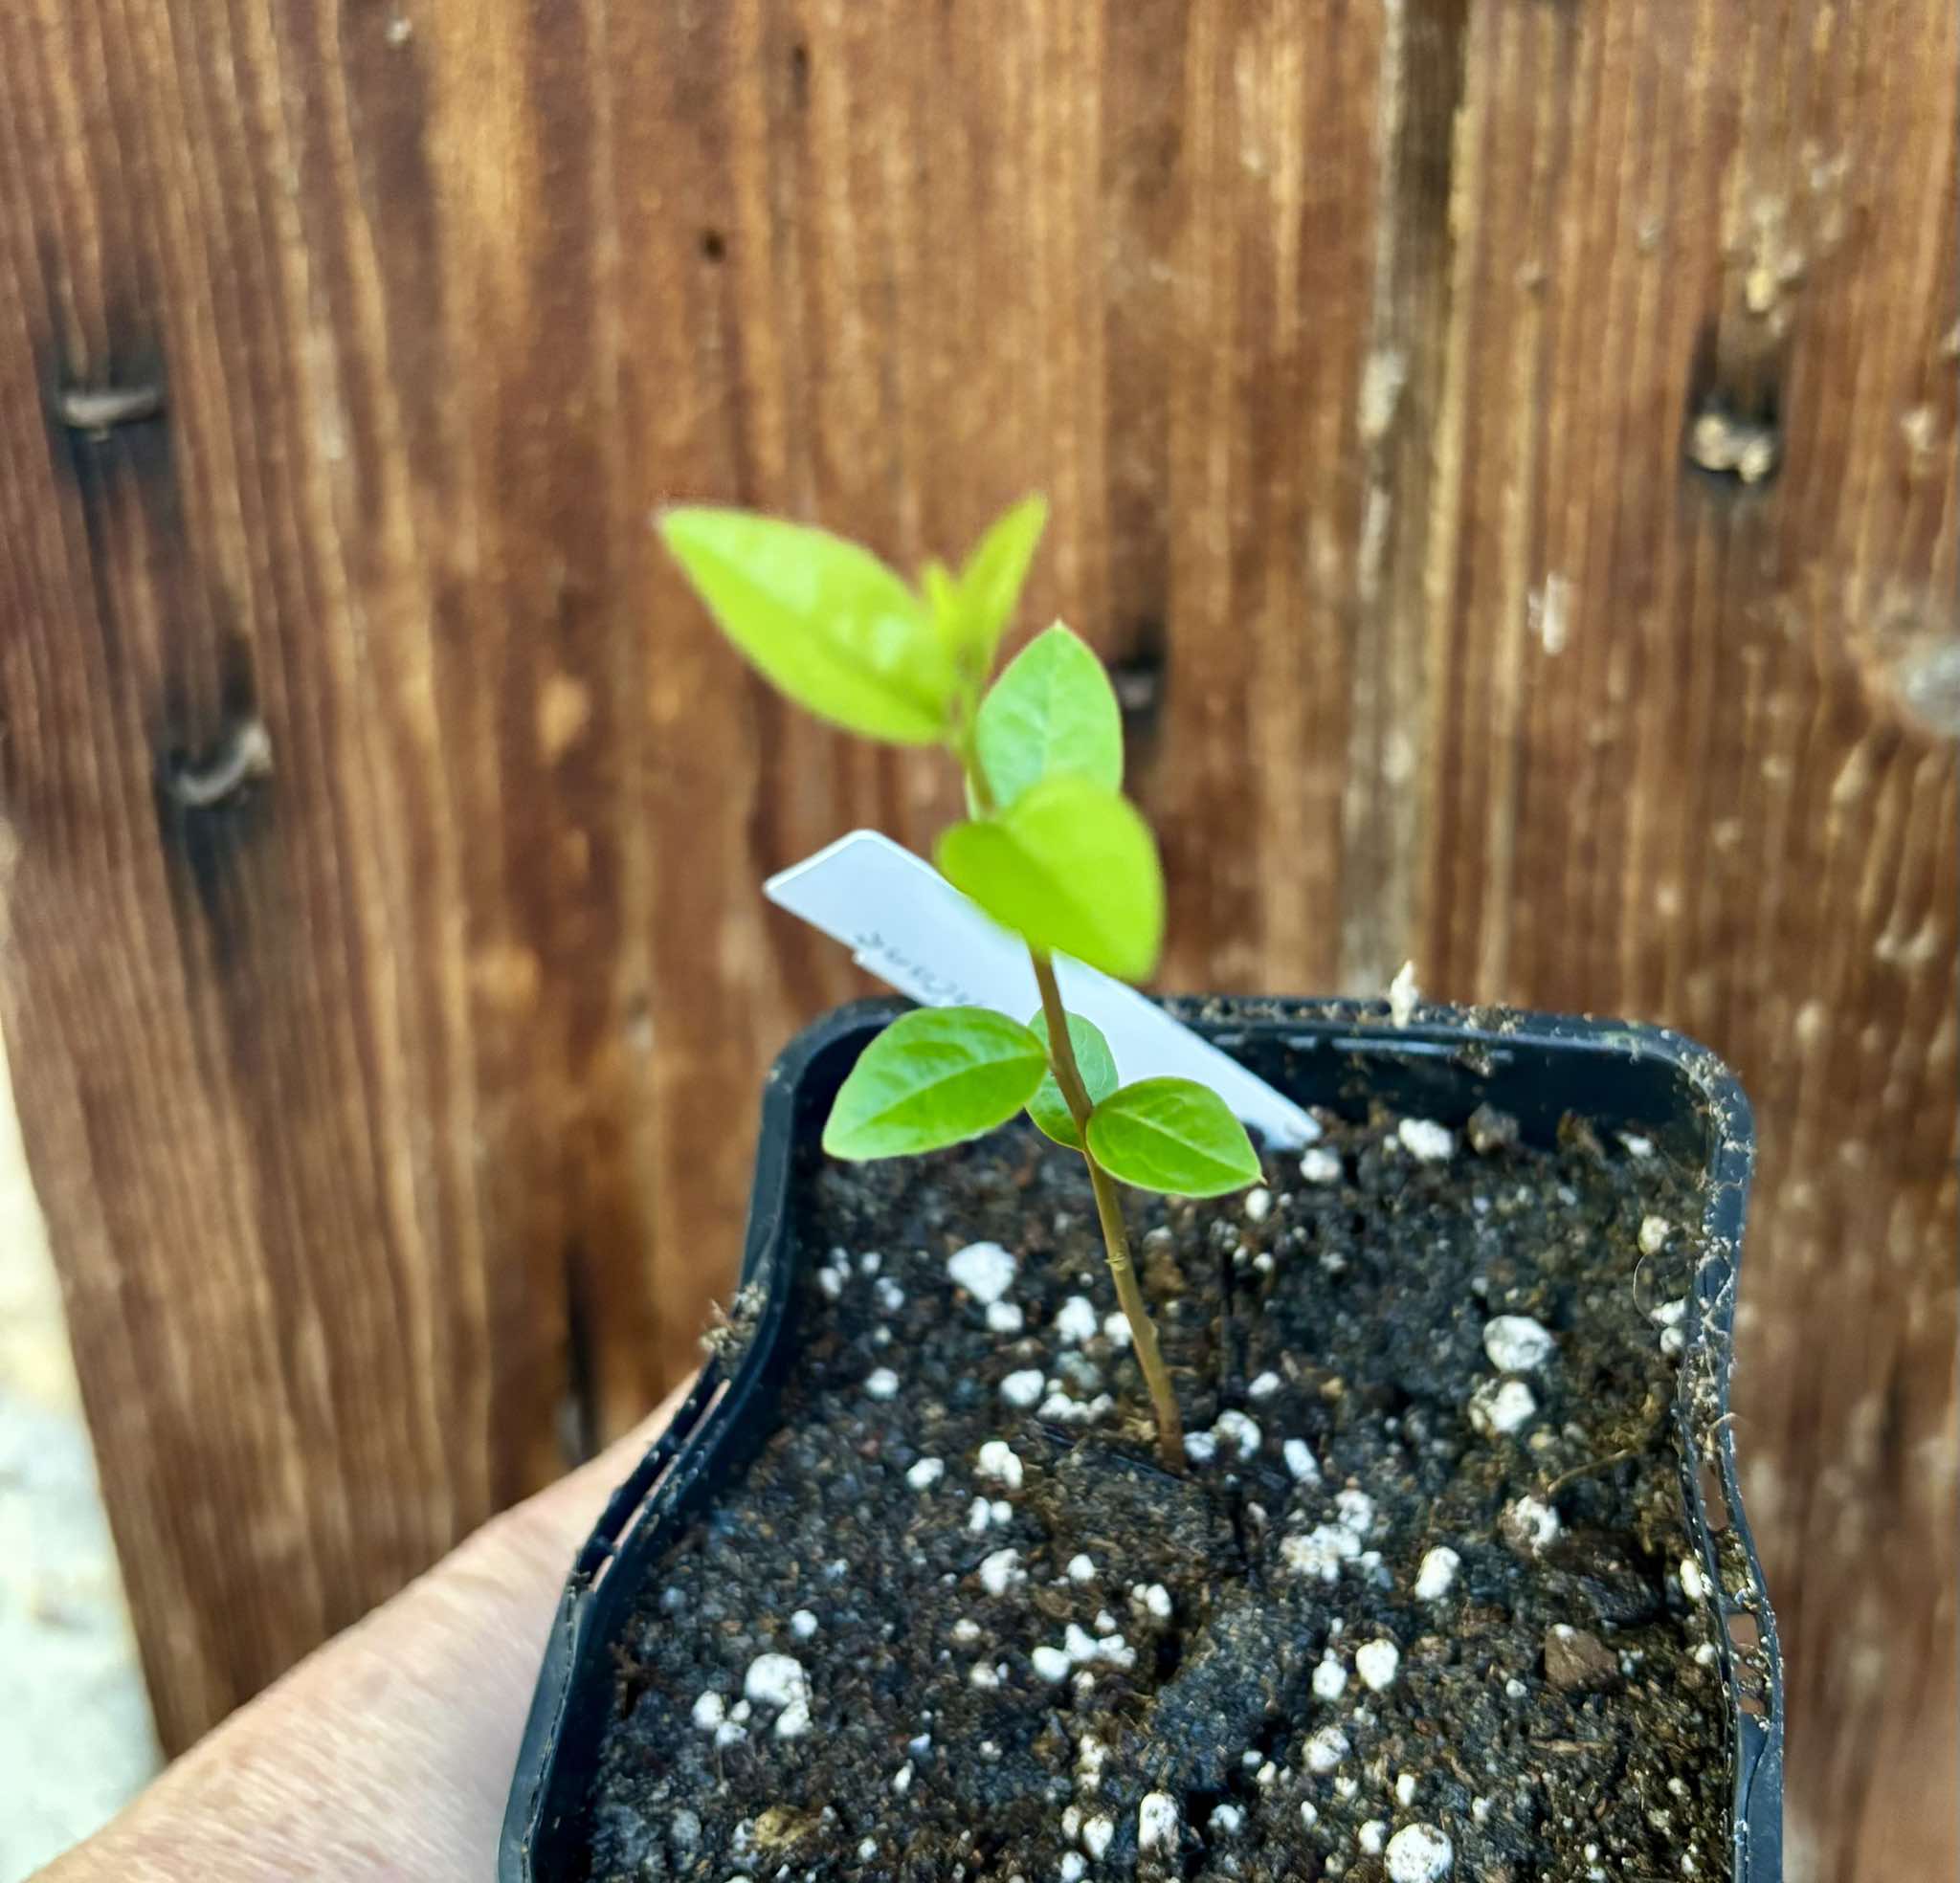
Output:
[{"xmin": 589, "ymin": 1105, "xmax": 1731, "ymax": 1883}]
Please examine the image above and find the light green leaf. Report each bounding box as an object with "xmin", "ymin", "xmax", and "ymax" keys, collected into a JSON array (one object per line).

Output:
[
  {"xmin": 823, "ymin": 1007, "xmax": 1046, "ymax": 1160},
  {"xmin": 951, "ymin": 495, "xmax": 1048, "ymax": 674},
  {"xmin": 659, "ymin": 507, "xmax": 955, "ymax": 744},
  {"xmin": 1085, "ymin": 1077, "xmax": 1261, "ymax": 1197},
  {"xmin": 974, "ymin": 622, "xmax": 1123, "ymax": 809},
  {"xmin": 922, "ymin": 557, "xmax": 958, "ymax": 632},
  {"xmin": 1024, "ymin": 1009, "xmax": 1119, "ymax": 1150},
  {"xmin": 935, "ymin": 777, "xmax": 1164, "ymax": 982}
]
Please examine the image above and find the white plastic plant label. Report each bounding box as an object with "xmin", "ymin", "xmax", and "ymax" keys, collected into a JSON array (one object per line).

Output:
[{"xmin": 765, "ymin": 830, "xmax": 1319, "ymax": 1149}]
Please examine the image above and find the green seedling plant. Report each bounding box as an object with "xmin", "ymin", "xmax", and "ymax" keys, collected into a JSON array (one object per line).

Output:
[{"xmin": 660, "ymin": 496, "xmax": 1259, "ymax": 1468}]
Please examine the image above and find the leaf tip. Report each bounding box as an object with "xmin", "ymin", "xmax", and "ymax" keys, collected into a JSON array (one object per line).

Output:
[{"xmin": 653, "ymin": 501, "xmax": 709, "ymax": 544}]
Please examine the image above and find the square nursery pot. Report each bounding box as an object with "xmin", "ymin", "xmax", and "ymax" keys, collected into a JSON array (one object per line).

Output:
[{"xmin": 502, "ymin": 996, "xmax": 1784, "ymax": 1883}]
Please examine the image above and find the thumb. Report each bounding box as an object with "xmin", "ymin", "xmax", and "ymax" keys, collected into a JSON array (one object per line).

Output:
[{"xmin": 43, "ymin": 1377, "xmax": 701, "ymax": 1883}]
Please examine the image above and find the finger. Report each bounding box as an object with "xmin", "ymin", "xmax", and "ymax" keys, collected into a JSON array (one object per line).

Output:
[{"xmin": 43, "ymin": 1377, "xmax": 699, "ymax": 1883}]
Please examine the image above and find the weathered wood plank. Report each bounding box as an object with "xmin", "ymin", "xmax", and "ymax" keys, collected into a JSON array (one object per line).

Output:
[
  {"xmin": 0, "ymin": 2, "xmax": 1950, "ymax": 1872},
  {"xmin": 0, "ymin": 0, "xmax": 675, "ymax": 1746},
  {"xmin": 1408, "ymin": 7, "xmax": 1958, "ymax": 1876}
]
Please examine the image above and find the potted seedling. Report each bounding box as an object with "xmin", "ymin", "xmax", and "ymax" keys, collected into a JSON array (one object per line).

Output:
[{"xmin": 503, "ymin": 502, "xmax": 1782, "ymax": 1883}]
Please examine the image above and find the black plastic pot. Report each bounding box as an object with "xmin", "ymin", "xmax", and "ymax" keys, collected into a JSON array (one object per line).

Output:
[{"xmin": 501, "ymin": 996, "xmax": 1784, "ymax": 1883}]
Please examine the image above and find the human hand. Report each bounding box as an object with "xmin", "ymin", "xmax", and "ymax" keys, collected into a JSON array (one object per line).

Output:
[{"xmin": 39, "ymin": 1381, "xmax": 694, "ymax": 1882}]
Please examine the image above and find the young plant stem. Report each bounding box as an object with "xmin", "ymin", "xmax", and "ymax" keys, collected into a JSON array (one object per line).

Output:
[
  {"xmin": 953, "ymin": 723, "xmax": 1186, "ymax": 1468},
  {"xmin": 1031, "ymin": 954, "xmax": 1186, "ymax": 1470}
]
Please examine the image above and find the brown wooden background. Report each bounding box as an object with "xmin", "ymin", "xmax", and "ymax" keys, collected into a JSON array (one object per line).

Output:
[{"xmin": 0, "ymin": 1, "xmax": 1952, "ymax": 1873}]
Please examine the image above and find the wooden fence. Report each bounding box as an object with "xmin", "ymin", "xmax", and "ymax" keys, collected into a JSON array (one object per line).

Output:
[{"xmin": 0, "ymin": 2, "xmax": 1952, "ymax": 1873}]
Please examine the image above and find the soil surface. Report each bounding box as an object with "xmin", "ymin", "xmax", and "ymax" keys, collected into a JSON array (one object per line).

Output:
[{"xmin": 589, "ymin": 1104, "xmax": 1731, "ymax": 1883}]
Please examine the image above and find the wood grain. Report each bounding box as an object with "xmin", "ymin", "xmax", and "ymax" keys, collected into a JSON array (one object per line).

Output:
[{"xmin": 0, "ymin": 1, "xmax": 1951, "ymax": 1872}]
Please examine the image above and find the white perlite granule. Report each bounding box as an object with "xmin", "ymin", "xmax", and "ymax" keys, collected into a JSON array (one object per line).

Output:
[
  {"xmin": 999, "ymin": 1368, "xmax": 1046, "ymax": 1409},
  {"xmin": 1059, "ymin": 1622, "xmax": 1135, "ymax": 1671},
  {"xmin": 1414, "ymin": 1545, "xmax": 1460, "ymax": 1600},
  {"xmin": 904, "ymin": 1456, "xmax": 944, "ymax": 1491},
  {"xmin": 864, "ymin": 1366, "xmax": 900, "ymax": 1401},
  {"xmin": 1212, "ymin": 1409, "xmax": 1262, "ymax": 1460},
  {"xmin": 1301, "ymin": 1146, "xmax": 1343, "ymax": 1184},
  {"xmin": 1482, "ymin": 1314, "xmax": 1556, "ymax": 1373},
  {"xmin": 976, "ymin": 1440, "xmax": 1023, "ymax": 1490},
  {"xmin": 978, "ymin": 1548, "xmax": 1023, "ymax": 1596},
  {"xmin": 1138, "ymin": 1792, "xmax": 1180, "ymax": 1853},
  {"xmin": 1388, "ymin": 959, "xmax": 1420, "ymax": 1027},
  {"xmin": 1354, "ymin": 1637, "xmax": 1400, "ymax": 1691},
  {"xmin": 1469, "ymin": 1376, "xmax": 1537, "ymax": 1436},
  {"xmin": 1281, "ymin": 1523, "xmax": 1361, "ymax": 1583},
  {"xmin": 1502, "ymin": 1495, "xmax": 1561, "ymax": 1554},
  {"xmin": 947, "ymin": 1241, "xmax": 1016, "ymax": 1305},
  {"xmin": 1038, "ymin": 1390, "xmax": 1114, "ymax": 1427},
  {"xmin": 1303, "ymin": 1724, "xmax": 1351, "ymax": 1773},
  {"xmin": 1385, "ymin": 1822, "xmax": 1454, "ymax": 1881},
  {"xmin": 1054, "ymin": 1295, "xmax": 1100, "ymax": 1344},
  {"xmin": 742, "ymin": 1653, "xmax": 811, "ymax": 1738},
  {"xmin": 1397, "ymin": 1117, "xmax": 1455, "ymax": 1162},
  {"xmin": 1032, "ymin": 1645, "xmax": 1072, "ymax": 1683}
]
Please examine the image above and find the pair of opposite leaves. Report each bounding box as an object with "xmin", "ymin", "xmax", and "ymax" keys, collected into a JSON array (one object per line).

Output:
[
  {"xmin": 659, "ymin": 499, "xmax": 1160, "ymax": 984},
  {"xmin": 825, "ymin": 1003, "xmax": 1260, "ymax": 1198}
]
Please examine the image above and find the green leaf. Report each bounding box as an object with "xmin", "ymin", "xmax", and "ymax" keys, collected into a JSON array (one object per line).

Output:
[
  {"xmin": 1086, "ymin": 1077, "xmax": 1261, "ymax": 1197},
  {"xmin": 823, "ymin": 1007, "xmax": 1046, "ymax": 1160},
  {"xmin": 974, "ymin": 622, "xmax": 1123, "ymax": 809},
  {"xmin": 951, "ymin": 495, "xmax": 1048, "ymax": 673},
  {"xmin": 935, "ymin": 777, "xmax": 1164, "ymax": 982},
  {"xmin": 1025, "ymin": 1009, "xmax": 1119, "ymax": 1150},
  {"xmin": 922, "ymin": 557, "xmax": 958, "ymax": 631},
  {"xmin": 659, "ymin": 507, "xmax": 955, "ymax": 744}
]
